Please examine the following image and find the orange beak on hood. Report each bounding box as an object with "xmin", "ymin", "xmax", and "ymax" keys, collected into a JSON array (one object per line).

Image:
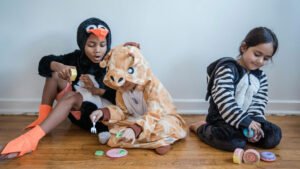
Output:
[{"xmin": 88, "ymin": 28, "xmax": 109, "ymax": 41}]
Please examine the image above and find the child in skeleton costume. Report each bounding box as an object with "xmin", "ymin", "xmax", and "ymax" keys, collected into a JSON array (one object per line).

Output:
[{"xmin": 90, "ymin": 45, "xmax": 187, "ymax": 155}]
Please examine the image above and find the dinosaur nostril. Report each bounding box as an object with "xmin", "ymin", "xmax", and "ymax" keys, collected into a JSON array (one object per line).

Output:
[
  {"xmin": 118, "ymin": 77, "xmax": 124, "ymax": 83},
  {"xmin": 110, "ymin": 76, "xmax": 114, "ymax": 81}
]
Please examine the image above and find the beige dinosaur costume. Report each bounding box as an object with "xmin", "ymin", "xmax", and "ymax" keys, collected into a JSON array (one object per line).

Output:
[{"xmin": 98, "ymin": 44, "xmax": 187, "ymax": 150}]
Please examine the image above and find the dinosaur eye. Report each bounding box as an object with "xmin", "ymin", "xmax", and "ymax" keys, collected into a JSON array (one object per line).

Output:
[
  {"xmin": 86, "ymin": 25, "xmax": 97, "ymax": 32},
  {"xmin": 128, "ymin": 67, "xmax": 134, "ymax": 74}
]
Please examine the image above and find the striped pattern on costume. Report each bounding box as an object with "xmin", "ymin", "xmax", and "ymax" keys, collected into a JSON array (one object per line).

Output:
[{"xmin": 211, "ymin": 65, "xmax": 268, "ymax": 128}]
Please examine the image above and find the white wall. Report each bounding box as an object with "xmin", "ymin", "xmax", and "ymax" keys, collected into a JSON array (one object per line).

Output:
[{"xmin": 0, "ymin": 0, "xmax": 299, "ymax": 114}]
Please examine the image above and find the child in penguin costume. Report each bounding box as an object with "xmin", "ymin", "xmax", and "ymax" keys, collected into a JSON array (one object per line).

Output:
[{"xmin": 0, "ymin": 17, "xmax": 129, "ymax": 159}]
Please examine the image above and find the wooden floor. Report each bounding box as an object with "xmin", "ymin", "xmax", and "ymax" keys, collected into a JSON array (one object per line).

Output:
[{"xmin": 0, "ymin": 115, "xmax": 299, "ymax": 169}]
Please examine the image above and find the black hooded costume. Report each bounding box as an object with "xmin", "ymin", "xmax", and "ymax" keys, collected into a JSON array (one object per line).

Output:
[
  {"xmin": 38, "ymin": 17, "xmax": 115, "ymax": 133},
  {"xmin": 196, "ymin": 57, "xmax": 282, "ymax": 152}
]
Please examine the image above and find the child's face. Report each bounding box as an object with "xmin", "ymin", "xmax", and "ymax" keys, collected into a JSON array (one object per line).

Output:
[
  {"xmin": 239, "ymin": 42, "xmax": 274, "ymax": 70},
  {"xmin": 84, "ymin": 34, "xmax": 107, "ymax": 63}
]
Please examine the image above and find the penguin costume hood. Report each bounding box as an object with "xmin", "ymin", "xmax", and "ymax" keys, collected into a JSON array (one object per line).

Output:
[
  {"xmin": 77, "ymin": 17, "xmax": 112, "ymax": 53},
  {"xmin": 77, "ymin": 17, "xmax": 112, "ymax": 70}
]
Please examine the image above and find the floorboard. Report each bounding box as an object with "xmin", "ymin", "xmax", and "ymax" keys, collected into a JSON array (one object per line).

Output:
[{"xmin": 0, "ymin": 115, "xmax": 299, "ymax": 169}]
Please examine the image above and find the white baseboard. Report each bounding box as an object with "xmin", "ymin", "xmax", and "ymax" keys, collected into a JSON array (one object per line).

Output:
[
  {"xmin": 0, "ymin": 98, "xmax": 299, "ymax": 115},
  {"xmin": 174, "ymin": 99, "xmax": 300, "ymax": 115},
  {"xmin": 0, "ymin": 99, "xmax": 40, "ymax": 115},
  {"xmin": 173, "ymin": 99, "xmax": 300, "ymax": 115}
]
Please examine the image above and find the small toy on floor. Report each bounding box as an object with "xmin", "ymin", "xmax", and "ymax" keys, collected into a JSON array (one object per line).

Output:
[
  {"xmin": 94, "ymin": 148, "xmax": 128, "ymax": 158},
  {"xmin": 260, "ymin": 151, "xmax": 276, "ymax": 162},
  {"xmin": 233, "ymin": 148, "xmax": 276, "ymax": 164},
  {"xmin": 243, "ymin": 149, "xmax": 260, "ymax": 164},
  {"xmin": 233, "ymin": 148, "xmax": 260, "ymax": 164},
  {"xmin": 94, "ymin": 150, "xmax": 104, "ymax": 156},
  {"xmin": 106, "ymin": 148, "xmax": 128, "ymax": 158},
  {"xmin": 233, "ymin": 148, "xmax": 244, "ymax": 164}
]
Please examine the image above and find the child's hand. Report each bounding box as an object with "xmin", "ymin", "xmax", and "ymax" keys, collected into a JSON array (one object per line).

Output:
[
  {"xmin": 119, "ymin": 128, "xmax": 136, "ymax": 144},
  {"xmin": 57, "ymin": 65, "xmax": 76, "ymax": 82},
  {"xmin": 249, "ymin": 121, "xmax": 265, "ymax": 138},
  {"xmin": 80, "ymin": 74, "xmax": 94, "ymax": 89},
  {"xmin": 90, "ymin": 110, "xmax": 103, "ymax": 122},
  {"xmin": 80, "ymin": 74, "xmax": 105, "ymax": 95}
]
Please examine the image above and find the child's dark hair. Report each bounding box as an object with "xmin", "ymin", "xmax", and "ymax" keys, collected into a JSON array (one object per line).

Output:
[{"xmin": 239, "ymin": 27, "xmax": 278, "ymax": 56}]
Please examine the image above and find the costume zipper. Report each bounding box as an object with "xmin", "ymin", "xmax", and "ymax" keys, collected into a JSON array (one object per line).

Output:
[{"xmin": 248, "ymin": 73, "xmax": 251, "ymax": 85}]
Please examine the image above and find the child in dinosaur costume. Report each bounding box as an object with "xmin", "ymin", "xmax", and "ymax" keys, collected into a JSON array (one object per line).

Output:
[{"xmin": 90, "ymin": 44, "xmax": 187, "ymax": 155}]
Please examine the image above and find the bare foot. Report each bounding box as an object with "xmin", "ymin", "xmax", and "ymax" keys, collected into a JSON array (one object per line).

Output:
[
  {"xmin": 0, "ymin": 145, "xmax": 19, "ymax": 160},
  {"xmin": 189, "ymin": 121, "xmax": 207, "ymax": 133},
  {"xmin": 155, "ymin": 145, "xmax": 171, "ymax": 155}
]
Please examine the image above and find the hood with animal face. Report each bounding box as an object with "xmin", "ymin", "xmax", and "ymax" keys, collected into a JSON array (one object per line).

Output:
[
  {"xmin": 99, "ymin": 45, "xmax": 151, "ymax": 90},
  {"xmin": 77, "ymin": 17, "xmax": 112, "ymax": 55},
  {"xmin": 76, "ymin": 17, "xmax": 112, "ymax": 70}
]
